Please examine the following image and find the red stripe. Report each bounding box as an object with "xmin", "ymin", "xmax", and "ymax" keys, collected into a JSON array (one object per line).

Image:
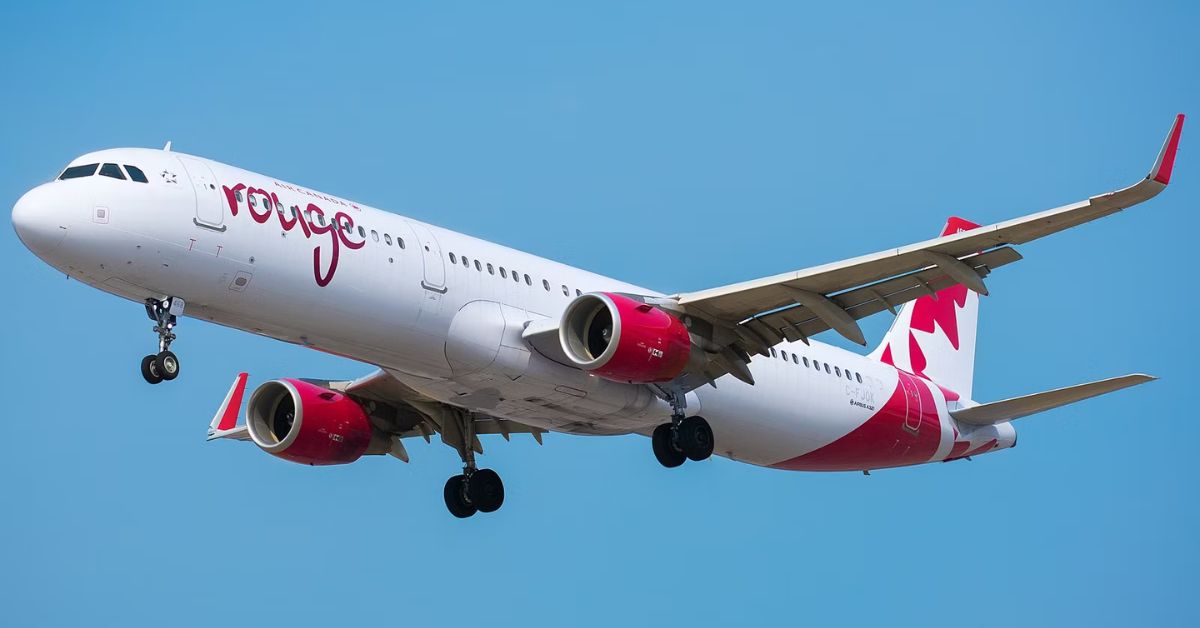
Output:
[
  {"xmin": 962, "ymin": 438, "xmax": 997, "ymax": 458},
  {"xmin": 771, "ymin": 375, "xmax": 942, "ymax": 471}
]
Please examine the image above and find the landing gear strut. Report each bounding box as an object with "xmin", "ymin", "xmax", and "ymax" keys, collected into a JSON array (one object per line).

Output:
[
  {"xmin": 652, "ymin": 391, "xmax": 714, "ymax": 468},
  {"xmin": 441, "ymin": 408, "xmax": 505, "ymax": 518},
  {"xmin": 141, "ymin": 297, "xmax": 184, "ymax": 385}
]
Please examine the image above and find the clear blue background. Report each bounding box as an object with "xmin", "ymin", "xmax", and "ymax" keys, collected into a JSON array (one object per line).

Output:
[{"xmin": 2, "ymin": 2, "xmax": 1196, "ymax": 626}]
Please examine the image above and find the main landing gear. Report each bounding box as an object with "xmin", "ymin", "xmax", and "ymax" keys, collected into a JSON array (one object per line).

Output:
[
  {"xmin": 652, "ymin": 391, "xmax": 714, "ymax": 468},
  {"xmin": 444, "ymin": 467, "xmax": 505, "ymax": 519},
  {"xmin": 141, "ymin": 297, "xmax": 184, "ymax": 385},
  {"xmin": 652, "ymin": 416, "xmax": 715, "ymax": 467},
  {"xmin": 441, "ymin": 408, "xmax": 505, "ymax": 518}
]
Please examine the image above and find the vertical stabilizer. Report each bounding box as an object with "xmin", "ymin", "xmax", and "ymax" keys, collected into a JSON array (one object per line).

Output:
[{"xmin": 869, "ymin": 217, "xmax": 981, "ymax": 400}]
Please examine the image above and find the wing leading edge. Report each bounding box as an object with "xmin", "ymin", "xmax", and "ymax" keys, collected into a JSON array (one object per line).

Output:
[{"xmin": 672, "ymin": 115, "xmax": 1185, "ymax": 358}]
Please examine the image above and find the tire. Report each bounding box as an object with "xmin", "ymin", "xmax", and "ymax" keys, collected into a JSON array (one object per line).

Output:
[
  {"xmin": 155, "ymin": 351, "xmax": 180, "ymax": 381},
  {"xmin": 141, "ymin": 354, "xmax": 163, "ymax": 384},
  {"xmin": 678, "ymin": 416, "xmax": 715, "ymax": 462},
  {"xmin": 444, "ymin": 475, "xmax": 477, "ymax": 518},
  {"xmin": 652, "ymin": 423, "xmax": 686, "ymax": 468},
  {"xmin": 468, "ymin": 469, "xmax": 505, "ymax": 513}
]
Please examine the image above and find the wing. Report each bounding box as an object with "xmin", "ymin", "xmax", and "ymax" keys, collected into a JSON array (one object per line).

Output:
[
  {"xmin": 207, "ymin": 370, "xmax": 546, "ymax": 462},
  {"xmin": 668, "ymin": 115, "xmax": 1183, "ymax": 383},
  {"xmin": 950, "ymin": 374, "xmax": 1155, "ymax": 425}
]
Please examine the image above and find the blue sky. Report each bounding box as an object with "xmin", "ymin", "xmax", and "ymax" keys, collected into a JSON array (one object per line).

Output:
[{"xmin": 1, "ymin": 2, "xmax": 1196, "ymax": 626}]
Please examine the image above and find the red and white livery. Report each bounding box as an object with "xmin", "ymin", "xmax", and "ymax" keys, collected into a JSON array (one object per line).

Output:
[{"xmin": 12, "ymin": 115, "xmax": 1184, "ymax": 516}]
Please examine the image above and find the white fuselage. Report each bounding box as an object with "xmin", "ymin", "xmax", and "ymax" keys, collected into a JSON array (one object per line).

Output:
[{"xmin": 11, "ymin": 147, "xmax": 1014, "ymax": 470}]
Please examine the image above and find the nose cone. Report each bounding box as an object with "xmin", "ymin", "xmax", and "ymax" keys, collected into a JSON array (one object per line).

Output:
[{"xmin": 12, "ymin": 184, "xmax": 67, "ymax": 257}]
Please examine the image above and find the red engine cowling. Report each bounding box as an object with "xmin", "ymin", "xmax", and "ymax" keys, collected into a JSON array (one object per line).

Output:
[
  {"xmin": 246, "ymin": 379, "xmax": 374, "ymax": 465},
  {"xmin": 558, "ymin": 292, "xmax": 692, "ymax": 383}
]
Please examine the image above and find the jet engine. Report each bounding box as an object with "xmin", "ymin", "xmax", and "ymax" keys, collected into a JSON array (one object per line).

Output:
[
  {"xmin": 246, "ymin": 379, "xmax": 376, "ymax": 465},
  {"xmin": 559, "ymin": 292, "xmax": 692, "ymax": 383}
]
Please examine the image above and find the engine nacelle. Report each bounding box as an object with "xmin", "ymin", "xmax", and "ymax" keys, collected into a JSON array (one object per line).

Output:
[
  {"xmin": 246, "ymin": 379, "xmax": 374, "ymax": 466},
  {"xmin": 559, "ymin": 292, "xmax": 692, "ymax": 383}
]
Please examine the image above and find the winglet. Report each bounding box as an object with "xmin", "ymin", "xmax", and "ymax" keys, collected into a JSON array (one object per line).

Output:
[
  {"xmin": 207, "ymin": 372, "xmax": 249, "ymax": 440},
  {"xmin": 1148, "ymin": 113, "xmax": 1185, "ymax": 185}
]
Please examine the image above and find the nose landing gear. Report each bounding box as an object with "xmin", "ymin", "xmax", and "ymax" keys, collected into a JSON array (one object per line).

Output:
[{"xmin": 141, "ymin": 297, "xmax": 184, "ymax": 385}]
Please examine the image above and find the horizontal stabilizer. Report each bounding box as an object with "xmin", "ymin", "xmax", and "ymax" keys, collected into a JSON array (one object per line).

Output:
[{"xmin": 951, "ymin": 374, "xmax": 1156, "ymax": 425}]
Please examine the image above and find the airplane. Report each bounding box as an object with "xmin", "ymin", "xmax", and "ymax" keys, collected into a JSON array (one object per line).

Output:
[{"xmin": 10, "ymin": 114, "xmax": 1183, "ymax": 517}]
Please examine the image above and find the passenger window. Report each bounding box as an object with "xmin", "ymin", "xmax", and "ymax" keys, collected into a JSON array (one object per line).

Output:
[
  {"xmin": 371, "ymin": 230, "xmax": 379, "ymax": 242},
  {"xmin": 124, "ymin": 165, "xmax": 149, "ymax": 183},
  {"xmin": 824, "ymin": 364, "xmax": 831, "ymax": 374},
  {"xmin": 803, "ymin": 357, "xmax": 810, "ymax": 367},
  {"xmin": 770, "ymin": 348, "xmax": 777, "ymax": 358},
  {"xmin": 561, "ymin": 285, "xmax": 569, "ymax": 296},
  {"xmin": 793, "ymin": 354, "xmax": 799, "ymax": 365},
  {"xmin": 385, "ymin": 233, "xmax": 393, "ymax": 245},
  {"xmin": 462, "ymin": 257, "xmax": 470, "ymax": 268},
  {"xmin": 357, "ymin": 226, "xmax": 365, "ymax": 238},
  {"xmin": 474, "ymin": 260, "xmax": 482, "ymax": 272},
  {"xmin": 780, "ymin": 351, "xmax": 788, "ymax": 361},
  {"xmin": 98, "ymin": 163, "xmax": 125, "ymax": 180},
  {"xmin": 835, "ymin": 366, "xmax": 841, "ymax": 377},
  {"xmin": 846, "ymin": 370, "xmax": 853, "ymax": 381},
  {"xmin": 856, "ymin": 373, "xmax": 863, "ymax": 383},
  {"xmin": 59, "ymin": 164, "xmax": 98, "ymax": 179},
  {"xmin": 487, "ymin": 263, "xmax": 495, "ymax": 275},
  {"xmin": 524, "ymin": 274, "xmax": 532, "ymax": 286},
  {"xmin": 236, "ymin": 189, "xmax": 244, "ymax": 202},
  {"xmin": 513, "ymin": 272, "xmax": 521, "ymax": 283},
  {"xmin": 397, "ymin": 238, "xmax": 405, "ymax": 249},
  {"xmin": 576, "ymin": 289, "xmax": 582, "ymax": 296},
  {"xmin": 542, "ymin": 279, "xmax": 550, "ymax": 291},
  {"xmin": 500, "ymin": 267, "xmax": 508, "ymax": 279},
  {"xmin": 449, "ymin": 253, "xmax": 457, "ymax": 264}
]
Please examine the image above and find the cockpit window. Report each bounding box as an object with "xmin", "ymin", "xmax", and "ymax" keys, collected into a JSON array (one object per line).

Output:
[
  {"xmin": 99, "ymin": 163, "xmax": 126, "ymax": 180},
  {"xmin": 124, "ymin": 165, "xmax": 149, "ymax": 183},
  {"xmin": 59, "ymin": 164, "xmax": 98, "ymax": 180}
]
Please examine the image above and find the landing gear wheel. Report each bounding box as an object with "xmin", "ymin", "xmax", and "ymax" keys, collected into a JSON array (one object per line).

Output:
[
  {"xmin": 652, "ymin": 423, "xmax": 686, "ymax": 468},
  {"xmin": 678, "ymin": 416, "xmax": 715, "ymax": 461},
  {"xmin": 468, "ymin": 469, "xmax": 505, "ymax": 513},
  {"xmin": 155, "ymin": 351, "xmax": 180, "ymax": 381},
  {"xmin": 140, "ymin": 355, "xmax": 163, "ymax": 385},
  {"xmin": 444, "ymin": 475, "xmax": 477, "ymax": 518},
  {"xmin": 143, "ymin": 297, "xmax": 183, "ymax": 384}
]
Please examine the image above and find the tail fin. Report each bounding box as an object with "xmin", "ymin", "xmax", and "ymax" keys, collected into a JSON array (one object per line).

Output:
[{"xmin": 869, "ymin": 217, "xmax": 982, "ymax": 400}]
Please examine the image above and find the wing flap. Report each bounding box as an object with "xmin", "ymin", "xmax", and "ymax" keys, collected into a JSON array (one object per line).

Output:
[
  {"xmin": 747, "ymin": 246, "xmax": 1021, "ymax": 348},
  {"xmin": 950, "ymin": 374, "xmax": 1156, "ymax": 425}
]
